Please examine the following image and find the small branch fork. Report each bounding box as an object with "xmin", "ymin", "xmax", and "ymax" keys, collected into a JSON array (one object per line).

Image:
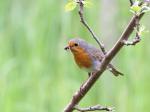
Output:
[
  {"xmin": 78, "ymin": 0, "xmax": 106, "ymax": 54},
  {"xmin": 122, "ymin": 37, "xmax": 141, "ymax": 46},
  {"xmin": 122, "ymin": 15, "xmax": 141, "ymax": 46},
  {"xmin": 74, "ymin": 105, "xmax": 114, "ymax": 112},
  {"xmin": 64, "ymin": 0, "xmax": 148, "ymax": 112}
]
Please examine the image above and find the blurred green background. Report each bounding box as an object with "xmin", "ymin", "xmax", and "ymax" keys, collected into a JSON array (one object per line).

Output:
[{"xmin": 0, "ymin": 0, "xmax": 150, "ymax": 112}]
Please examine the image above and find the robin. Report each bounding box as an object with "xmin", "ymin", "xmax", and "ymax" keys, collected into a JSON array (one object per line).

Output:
[{"xmin": 64, "ymin": 38, "xmax": 123, "ymax": 76}]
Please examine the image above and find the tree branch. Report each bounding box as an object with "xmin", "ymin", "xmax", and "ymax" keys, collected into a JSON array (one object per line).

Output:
[
  {"xmin": 74, "ymin": 105, "xmax": 114, "ymax": 112},
  {"xmin": 122, "ymin": 15, "xmax": 141, "ymax": 46},
  {"xmin": 78, "ymin": 0, "xmax": 106, "ymax": 54},
  {"xmin": 64, "ymin": 0, "xmax": 149, "ymax": 111},
  {"xmin": 64, "ymin": 12, "xmax": 144, "ymax": 112}
]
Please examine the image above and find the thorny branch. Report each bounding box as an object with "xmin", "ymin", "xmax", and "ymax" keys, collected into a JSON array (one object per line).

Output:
[{"xmin": 64, "ymin": 0, "xmax": 148, "ymax": 112}]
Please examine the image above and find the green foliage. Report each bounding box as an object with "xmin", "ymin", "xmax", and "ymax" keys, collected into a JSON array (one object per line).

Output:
[
  {"xmin": 65, "ymin": 0, "xmax": 77, "ymax": 12},
  {"xmin": 130, "ymin": 1, "xmax": 142, "ymax": 14},
  {"xmin": 130, "ymin": 1, "xmax": 150, "ymax": 38},
  {"xmin": 130, "ymin": 0, "xmax": 150, "ymax": 15},
  {"xmin": 65, "ymin": 0, "xmax": 93, "ymax": 12}
]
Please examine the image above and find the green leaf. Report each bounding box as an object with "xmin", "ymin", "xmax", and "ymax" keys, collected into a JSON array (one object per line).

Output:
[
  {"xmin": 130, "ymin": 1, "xmax": 141, "ymax": 14},
  {"xmin": 65, "ymin": 1, "xmax": 77, "ymax": 12},
  {"xmin": 141, "ymin": 5, "xmax": 150, "ymax": 13},
  {"xmin": 131, "ymin": 5, "xmax": 141, "ymax": 12},
  {"xmin": 82, "ymin": 0, "xmax": 93, "ymax": 8}
]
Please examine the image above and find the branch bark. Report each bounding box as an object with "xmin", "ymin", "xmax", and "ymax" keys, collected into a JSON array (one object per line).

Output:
[{"xmin": 121, "ymin": 17, "xmax": 140, "ymax": 46}]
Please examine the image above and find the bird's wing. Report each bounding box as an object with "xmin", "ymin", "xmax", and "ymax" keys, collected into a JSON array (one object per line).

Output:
[{"xmin": 86, "ymin": 45, "xmax": 104, "ymax": 61}]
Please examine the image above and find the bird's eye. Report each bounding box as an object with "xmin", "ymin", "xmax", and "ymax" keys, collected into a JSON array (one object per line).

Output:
[{"xmin": 74, "ymin": 43, "xmax": 78, "ymax": 46}]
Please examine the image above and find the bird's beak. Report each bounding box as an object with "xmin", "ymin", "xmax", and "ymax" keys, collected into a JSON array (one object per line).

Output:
[{"xmin": 64, "ymin": 45, "xmax": 70, "ymax": 50}]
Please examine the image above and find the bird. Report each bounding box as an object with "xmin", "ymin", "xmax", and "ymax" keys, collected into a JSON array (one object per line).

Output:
[{"xmin": 64, "ymin": 38, "xmax": 123, "ymax": 76}]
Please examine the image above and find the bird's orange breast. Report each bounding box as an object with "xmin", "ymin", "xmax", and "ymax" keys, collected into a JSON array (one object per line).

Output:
[{"xmin": 72, "ymin": 47, "xmax": 92, "ymax": 69}]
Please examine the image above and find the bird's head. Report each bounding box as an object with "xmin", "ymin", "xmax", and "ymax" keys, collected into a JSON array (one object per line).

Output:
[{"xmin": 64, "ymin": 38, "xmax": 87, "ymax": 54}]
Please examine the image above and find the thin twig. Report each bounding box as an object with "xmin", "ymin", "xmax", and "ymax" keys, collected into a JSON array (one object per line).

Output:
[
  {"xmin": 122, "ymin": 38, "xmax": 141, "ymax": 46},
  {"xmin": 129, "ymin": 0, "xmax": 134, "ymax": 6},
  {"xmin": 78, "ymin": 0, "xmax": 106, "ymax": 54},
  {"xmin": 122, "ymin": 15, "xmax": 141, "ymax": 46},
  {"xmin": 74, "ymin": 105, "xmax": 114, "ymax": 112}
]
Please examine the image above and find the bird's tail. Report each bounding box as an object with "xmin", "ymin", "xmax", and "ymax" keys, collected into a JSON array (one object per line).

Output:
[{"xmin": 107, "ymin": 64, "xmax": 124, "ymax": 76}]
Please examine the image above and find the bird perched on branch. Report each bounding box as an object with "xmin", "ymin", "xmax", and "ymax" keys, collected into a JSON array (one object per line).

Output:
[{"xmin": 64, "ymin": 38, "xmax": 123, "ymax": 76}]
